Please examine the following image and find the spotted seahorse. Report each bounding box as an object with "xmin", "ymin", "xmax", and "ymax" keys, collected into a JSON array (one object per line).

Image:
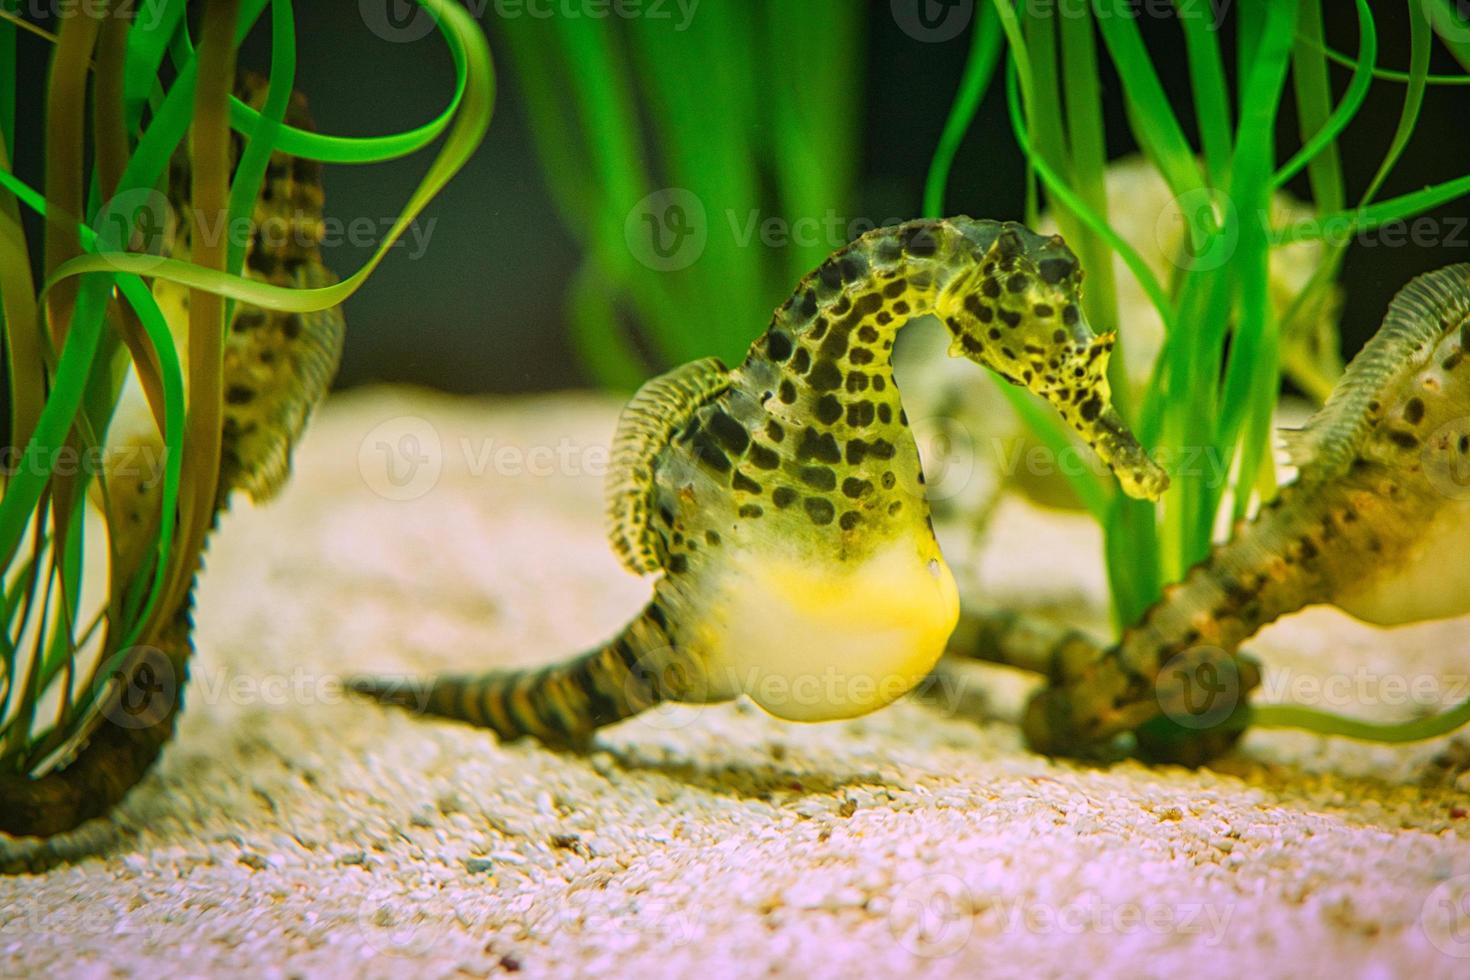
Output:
[
  {"xmin": 953, "ymin": 264, "xmax": 1470, "ymax": 763},
  {"xmin": 349, "ymin": 218, "xmax": 1168, "ymax": 743}
]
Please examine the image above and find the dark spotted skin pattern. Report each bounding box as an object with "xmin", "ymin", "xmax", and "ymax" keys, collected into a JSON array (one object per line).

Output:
[
  {"xmin": 352, "ymin": 219, "xmax": 1168, "ymax": 745},
  {"xmin": 0, "ymin": 75, "xmax": 344, "ymax": 845},
  {"xmin": 963, "ymin": 264, "xmax": 1470, "ymax": 763}
]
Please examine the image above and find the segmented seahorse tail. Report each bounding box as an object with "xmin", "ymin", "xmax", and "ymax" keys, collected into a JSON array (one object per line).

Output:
[
  {"xmin": 946, "ymin": 606, "xmax": 1261, "ymax": 764},
  {"xmin": 946, "ymin": 606, "xmax": 1103, "ymax": 677},
  {"xmin": 348, "ymin": 604, "xmax": 693, "ymax": 746}
]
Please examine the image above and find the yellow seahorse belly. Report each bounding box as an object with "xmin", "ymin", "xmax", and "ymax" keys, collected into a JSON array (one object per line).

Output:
[{"xmin": 696, "ymin": 533, "xmax": 960, "ymax": 722}]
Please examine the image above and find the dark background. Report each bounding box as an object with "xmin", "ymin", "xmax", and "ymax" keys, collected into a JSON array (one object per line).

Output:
[{"xmin": 9, "ymin": 1, "xmax": 1470, "ymax": 394}]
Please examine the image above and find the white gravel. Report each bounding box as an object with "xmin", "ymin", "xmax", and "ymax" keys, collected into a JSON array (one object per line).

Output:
[{"xmin": 2, "ymin": 387, "xmax": 1468, "ymax": 979}]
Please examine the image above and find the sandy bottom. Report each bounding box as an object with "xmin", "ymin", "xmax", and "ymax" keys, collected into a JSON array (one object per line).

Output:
[{"xmin": 2, "ymin": 387, "xmax": 1469, "ymax": 979}]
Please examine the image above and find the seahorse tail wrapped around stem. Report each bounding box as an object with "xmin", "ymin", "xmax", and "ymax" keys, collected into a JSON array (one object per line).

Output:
[
  {"xmin": 0, "ymin": 596, "xmax": 193, "ymax": 840},
  {"xmin": 945, "ymin": 605, "xmax": 1261, "ymax": 764}
]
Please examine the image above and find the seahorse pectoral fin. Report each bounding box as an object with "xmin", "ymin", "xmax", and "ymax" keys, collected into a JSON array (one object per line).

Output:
[{"xmin": 605, "ymin": 356, "xmax": 731, "ymax": 575}]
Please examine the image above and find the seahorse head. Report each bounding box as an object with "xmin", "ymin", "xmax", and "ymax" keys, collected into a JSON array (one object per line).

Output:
[{"xmin": 939, "ymin": 223, "xmax": 1169, "ymax": 501}]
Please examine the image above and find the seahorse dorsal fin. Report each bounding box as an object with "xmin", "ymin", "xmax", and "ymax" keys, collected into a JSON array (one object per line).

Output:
[
  {"xmin": 606, "ymin": 356, "xmax": 730, "ymax": 575},
  {"xmin": 1282, "ymin": 264, "xmax": 1470, "ymax": 480}
]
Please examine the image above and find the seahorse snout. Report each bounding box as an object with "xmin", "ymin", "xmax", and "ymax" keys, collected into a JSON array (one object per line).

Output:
[{"xmin": 1041, "ymin": 338, "xmax": 1169, "ymax": 502}]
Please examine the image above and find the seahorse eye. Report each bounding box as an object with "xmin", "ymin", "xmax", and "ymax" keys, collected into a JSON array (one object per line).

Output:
[
  {"xmin": 1038, "ymin": 255, "xmax": 1077, "ymax": 286},
  {"xmin": 995, "ymin": 226, "xmax": 1026, "ymax": 262}
]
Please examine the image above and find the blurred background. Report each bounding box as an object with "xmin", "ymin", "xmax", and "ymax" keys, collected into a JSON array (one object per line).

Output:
[{"xmin": 9, "ymin": 0, "xmax": 1470, "ymax": 395}]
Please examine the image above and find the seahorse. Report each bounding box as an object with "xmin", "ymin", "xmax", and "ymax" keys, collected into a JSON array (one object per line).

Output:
[
  {"xmin": 954, "ymin": 264, "xmax": 1470, "ymax": 763},
  {"xmin": 349, "ymin": 218, "xmax": 1168, "ymax": 743},
  {"xmin": 0, "ymin": 76, "xmax": 343, "ymax": 840}
]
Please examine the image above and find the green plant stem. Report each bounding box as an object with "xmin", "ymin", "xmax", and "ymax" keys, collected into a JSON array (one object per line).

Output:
[
  {"xmin": 1251, "ymin": 697, "xmax": 1470, "ymax": 743},
  {"xmin": 161, "ymin": 0, "xmax": 238, "ymax": 636},
  {"xmin": 922, "ymin": 3, "xmax": 1002, "ymax": 220},
  {"xmin": 41, "ymin": 10, "xmax": 100, "ymax": 350}
]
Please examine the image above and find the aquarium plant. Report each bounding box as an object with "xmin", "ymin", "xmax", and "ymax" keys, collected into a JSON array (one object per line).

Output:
[{"xmin": 0, "ymin": 0, "xmax": 492, "ymax": 798}]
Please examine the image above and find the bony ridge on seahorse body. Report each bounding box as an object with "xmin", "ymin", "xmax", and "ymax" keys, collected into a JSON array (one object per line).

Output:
[
  {"xmin": 350, "ymin": 218, "xmax": 1168, "ymax": 743},
  {"xmin": 956, "ymin": 263, "xmax": 1470, "ymax": 762}
]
